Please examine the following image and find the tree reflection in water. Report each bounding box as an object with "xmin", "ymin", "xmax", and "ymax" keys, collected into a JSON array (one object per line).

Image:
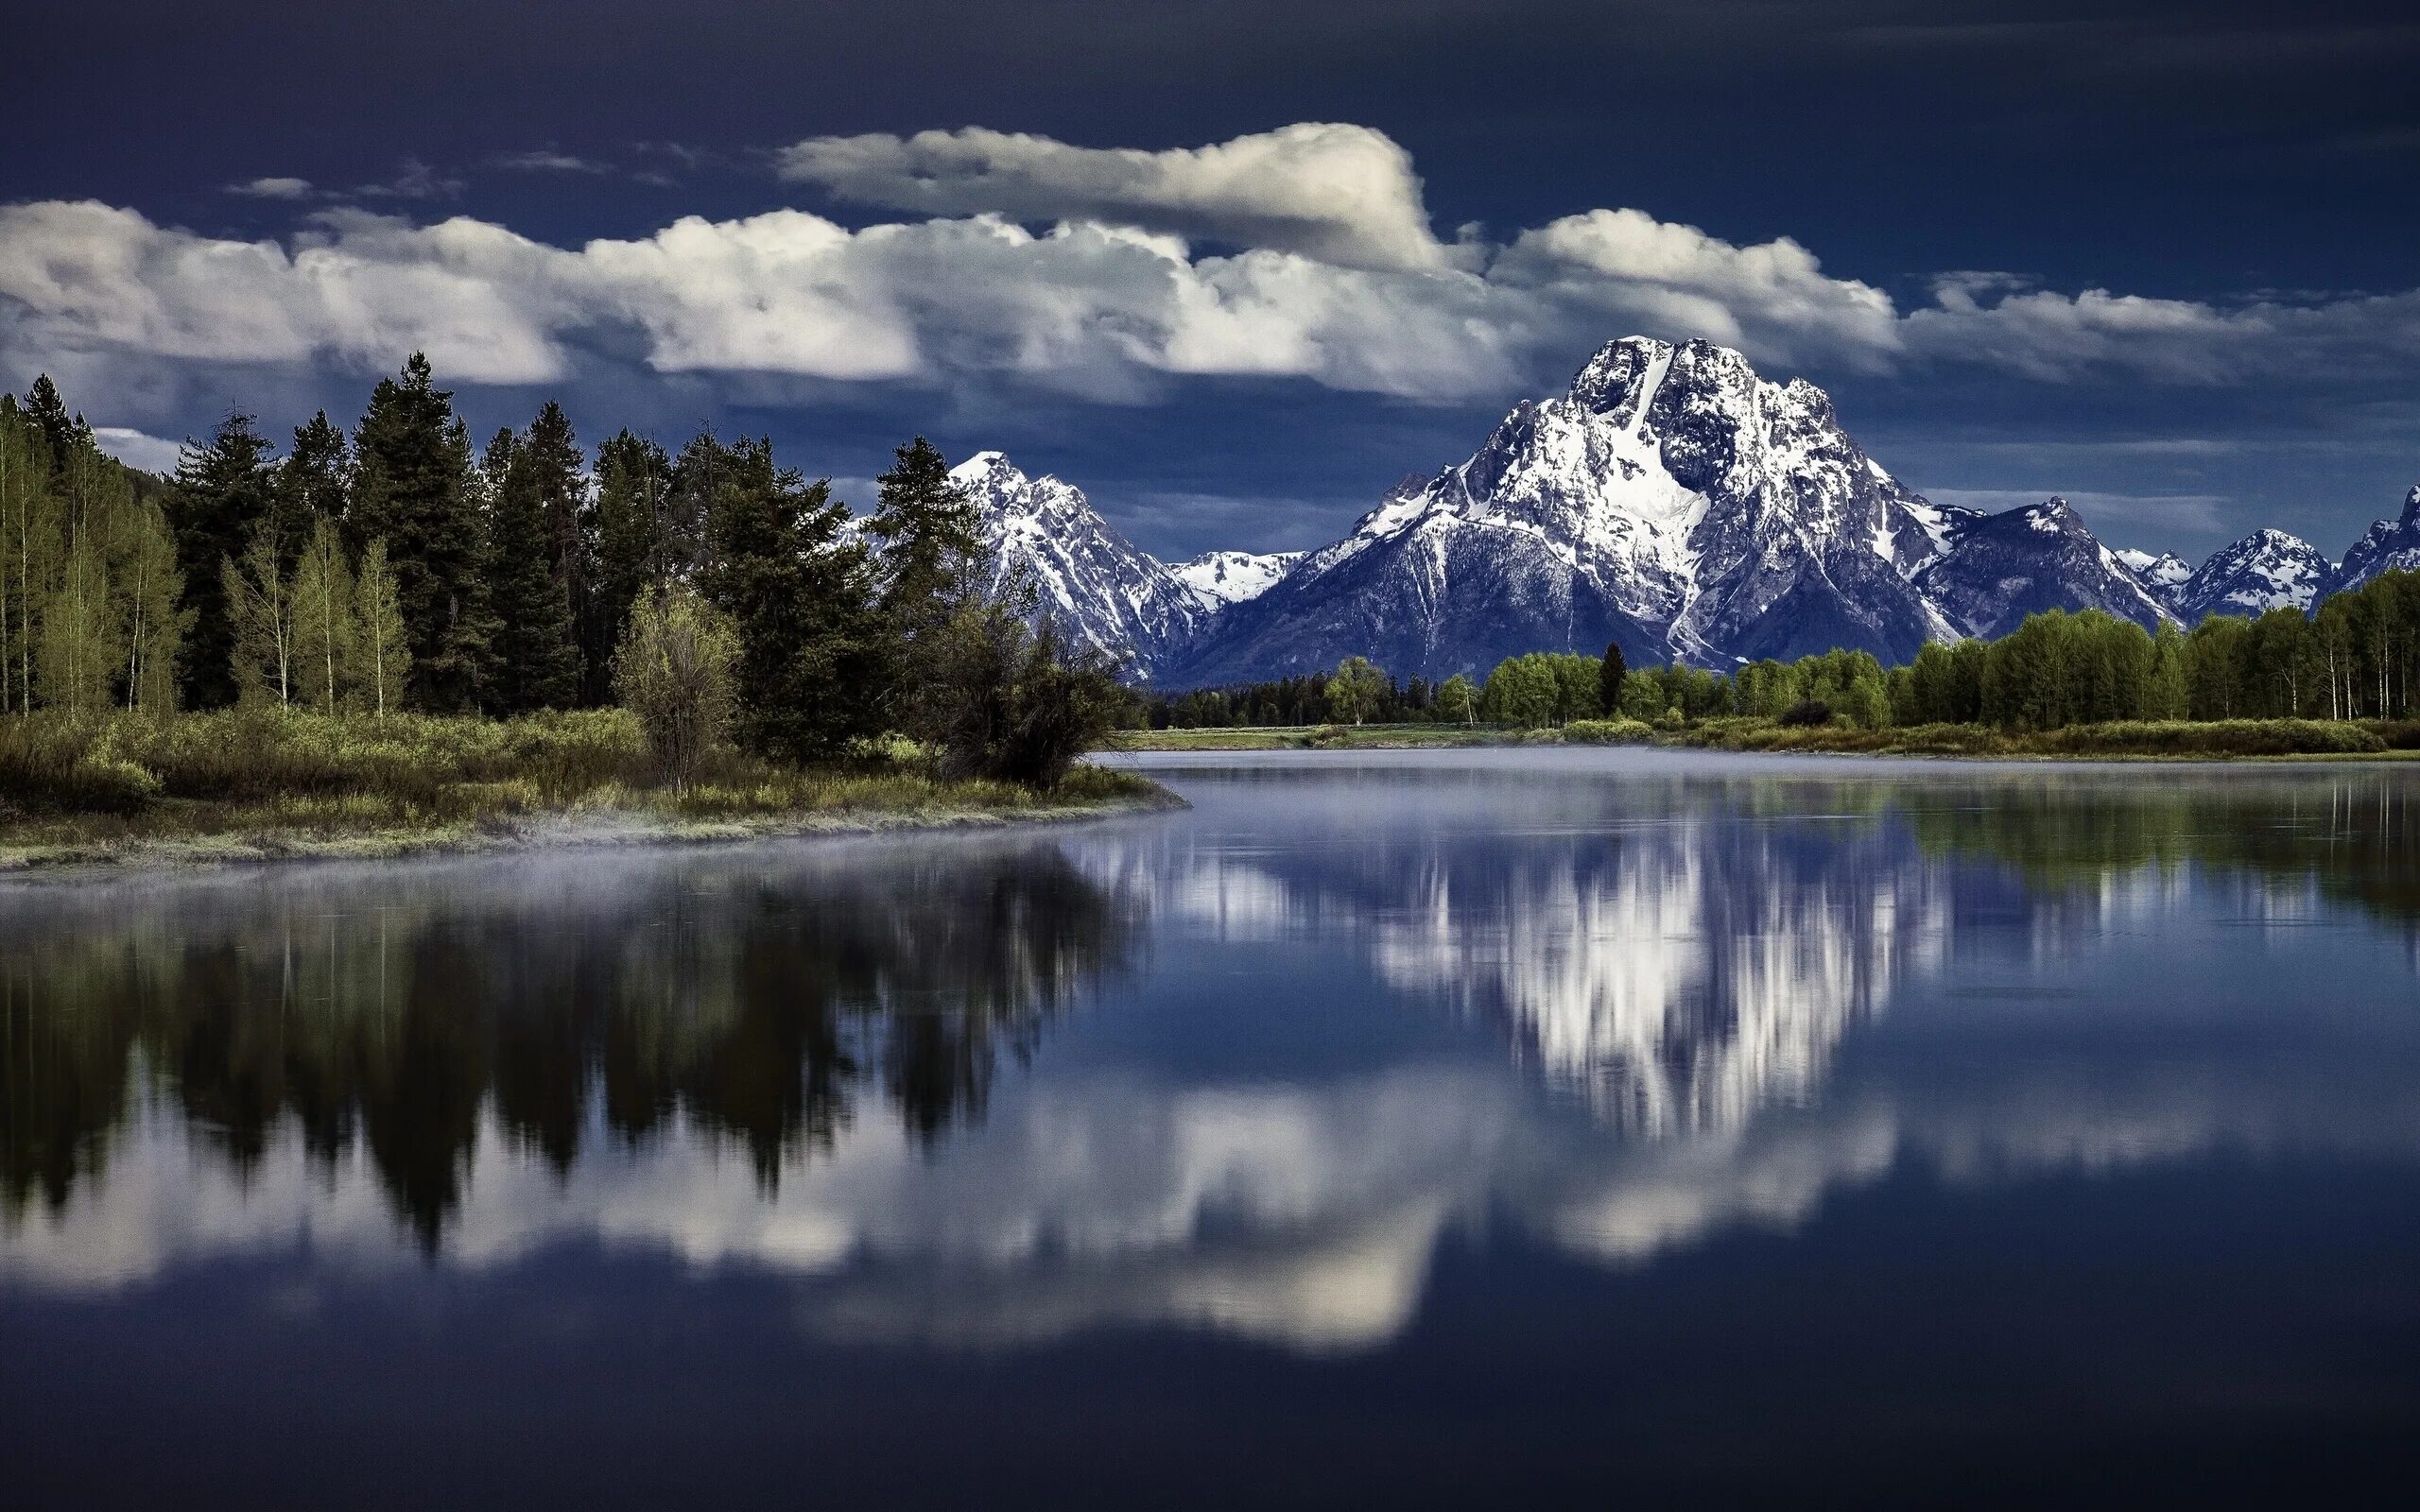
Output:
[{"xmin": 0, "ymin": 841, "xmax": 1137, "ymax": 1246}]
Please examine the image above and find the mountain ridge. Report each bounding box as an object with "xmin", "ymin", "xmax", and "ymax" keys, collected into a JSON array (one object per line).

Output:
[{"xmin": 942, "ymin": 339, "xmax": 2419, "ymax": 686}]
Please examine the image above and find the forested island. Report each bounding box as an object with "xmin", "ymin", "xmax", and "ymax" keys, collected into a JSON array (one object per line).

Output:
[
  {"xmin": 0, "ymin": 359, "xmax": 1152, "ymax": 868},
  {"xmin": 1125, "ymin": 576, "xmax": 2420, "ymax": 758}
]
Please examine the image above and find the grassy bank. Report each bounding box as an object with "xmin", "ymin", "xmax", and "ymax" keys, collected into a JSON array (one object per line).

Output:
[
  {"xmin": 1109, "ymin": 715, "xmax": 2420, "ymax": 760},
  {"xmin": 0, "ymin": 710, "xmax": 1173, "ymax": 873}
]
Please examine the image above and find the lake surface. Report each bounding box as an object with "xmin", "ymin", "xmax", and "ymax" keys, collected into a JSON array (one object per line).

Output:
[{"xmin": 7, "ymin": 748, "xmax": 2420, "ymax": 1505}]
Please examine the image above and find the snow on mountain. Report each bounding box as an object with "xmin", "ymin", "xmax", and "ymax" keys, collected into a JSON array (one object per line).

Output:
[
  {"xmin": 1171, "ymin": 550, "xmax": 1303, "ymax": 610},
  {"xmin": 947, "ymin": 451, "xmax": 1205, "ymax": 679},
  {"xmin": 1171, "ymin": 337, "xmax": 1970, "ymax": 683},
  {"xmin": 2115, "ymin": 548, "xmax": 2192, "ymax": 608},
  {"xmin": 1165, "ymin": 336, "xmax": 2190, "ymax": 684},
  {"xmin": 2329, "ymin": 485, "xmax": 2420, "ymax": 596},
  {"xmin": 2174, "ymin": 528, "xmax": 2330, "ymax": 621},
  {"xmin": 1912, "ymin": 497, "xmax": 2175, "ymax": 638}
]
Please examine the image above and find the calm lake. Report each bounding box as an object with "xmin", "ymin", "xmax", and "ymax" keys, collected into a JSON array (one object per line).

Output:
[{"xmin": 7, "ymin": 748, "xmax": 2420, "ymax": 1504}]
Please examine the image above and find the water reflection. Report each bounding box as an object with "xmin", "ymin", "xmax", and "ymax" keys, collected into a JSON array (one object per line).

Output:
[
  {"xmin": 0, "ymin": 842, "xmax": 1137, "ymax": 1246},
  {"xmin": 8, "ymin": 753, "xmax": 2420, "ymax": 1360}
]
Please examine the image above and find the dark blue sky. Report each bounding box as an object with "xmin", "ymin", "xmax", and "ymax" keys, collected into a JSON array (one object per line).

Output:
[{"xmin": 6, "ymin": 0, "xmax": 2419, "ymax": 563}]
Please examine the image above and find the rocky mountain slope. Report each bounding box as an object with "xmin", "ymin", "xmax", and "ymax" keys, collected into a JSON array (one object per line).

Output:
[
  {"xmin": 1911, "ymin": 497, "xmax": 2173, "ymax": 637},
  {"xmin": 944, "ymin": 341, "xmax": 2420, "ymax": 686},
  {"xmin": 2330, "ymin": 487, "xmax": 2420, "ymax": 596},
  {"xmin": 2173, "ymin": 528, "xmax": 2330, "ymax": 620},
  {"xmin": 947, "ymin": 452, "xmax": 1204, "ymax": 678}
]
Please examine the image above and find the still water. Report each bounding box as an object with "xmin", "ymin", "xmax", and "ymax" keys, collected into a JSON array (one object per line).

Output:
[{"xmin": 7, "ymin": 748, "xmax": 2420, "ymax": 1504}]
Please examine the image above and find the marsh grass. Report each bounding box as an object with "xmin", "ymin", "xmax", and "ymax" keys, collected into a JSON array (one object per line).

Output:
[
  {"xmin": 1111, "ymin": 714, "xmax": 2420, "ymax": 759},
  {"xmin": 1, "ymin": 710, "xmax": 1164, "ymax": 868}
]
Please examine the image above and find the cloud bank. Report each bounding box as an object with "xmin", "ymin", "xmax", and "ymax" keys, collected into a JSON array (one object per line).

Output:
[{"xmin": 9, "ymin": 124, "xmax": 2420, "ymax": 408}]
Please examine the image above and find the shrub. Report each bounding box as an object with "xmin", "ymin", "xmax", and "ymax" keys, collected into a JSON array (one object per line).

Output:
[
  {"xmin": 1560, "ymin": 718, "xmax": 1651, "ymax": 745},
  {"xmin": 614, "ymin": 586, "xmax": 739, "ymax": 791},
  {"xmin": 1776, "ymin": 699, "xmax": 1834, "ymax": 728}
]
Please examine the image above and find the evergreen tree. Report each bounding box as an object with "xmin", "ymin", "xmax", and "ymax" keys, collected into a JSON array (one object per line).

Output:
[
  {"xmin": 591, "ymin": 430, "xmax": 672, "ymax": 700},
  {"xmin": 120, "ymin": 500, "xmax": 188, "ymax": 715},
  {"xmin": 867, "ymin": 437, "xmax": 984, "ymax": 740},
  {"xmin": 289, "ymin": 516, "xmax": 356, "ymax": 714},
  {"xmin": 351, "ymin": 354, "xmax": 493, "ymax": 711},
  {"xmin": 520, "ymin": 402, "xmax": 598, "ymax": 696},
  {"xmin": 279, "ymin": 410, "xmax": 352, "ymax": 549},
  {"xmin": 222, "ymin": 517, "xmax": 296, "ymax": 706},
  {"xmin": 169, "ymin": 410, "xmax": 278, "ymax": 709},
  {"xmin": 21, "ymin": 375, "xmax": 81, "ymax": 466},
  {"xmin": 482, "ymin": 423, "xmax": 582, "ymax": 713},
  {"xmin": 1598, "ymin": 642, "xmax": 1627, "ymax": 716},
  {"xmin": 353, "ymin": 539, "xmax": 411, "ymax": 718},
  {"xmin": 700, "ymin": 438, "xmax": 885, "ymax": 764}
]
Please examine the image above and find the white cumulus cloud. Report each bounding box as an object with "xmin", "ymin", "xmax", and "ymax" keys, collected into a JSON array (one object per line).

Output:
[{"xmin": 777, "ymin": 122, "xmax": 1455, "ymax": 273}]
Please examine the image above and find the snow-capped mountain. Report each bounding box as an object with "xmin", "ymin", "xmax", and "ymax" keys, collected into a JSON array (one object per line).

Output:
[
  {"xmin": 1171, "ymin": 550, "xmax": 1303, "ymax": 610},
  {"xmin": 1911, "ymin": 496, "xmax": 2174, "ymax": 637},
  {"xmin": 2330, "ymin": 486, "xmax": 2420, "ymax": 596},
  {"xmin": 2115, "ymin": 548, "xmax": 2192, "ymax": 608},
  {"xmin": 2174, "ymin": 528, "xmax": 2330, "ymax": 620},
  {"xmin": 1169, "ymin": 338, "xmax": 1962, "ymax": 682},
  {"xmin": 1167, "ymin": 336, "xmax": 2174, "ymax": 683},
  {"xmin": 947, "ymin": 356, "xmax": 2420, "ymax": 689},
  {"xmin": 948, "ymin": 452, "xmax": 1204, "ymax": 678}
]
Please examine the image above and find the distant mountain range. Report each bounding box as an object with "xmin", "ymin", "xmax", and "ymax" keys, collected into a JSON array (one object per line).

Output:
[{"xmin": 949, "ymin": 337, "xmax": 2420, "ymax": 686}]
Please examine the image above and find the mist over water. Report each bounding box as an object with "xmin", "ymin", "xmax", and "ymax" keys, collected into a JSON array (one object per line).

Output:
[{"xmin": 9, "ymin": 748, "xmax": 2420, "ymax": 1503}]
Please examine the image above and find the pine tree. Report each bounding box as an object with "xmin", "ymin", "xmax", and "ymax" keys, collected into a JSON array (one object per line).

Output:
[
  {"xmin": 223, "ymin": 518, "xmax": 296, "ymax": 706},
  {"xmin": 280, "ymin": 410, "xmax": 351, "ymax": 544},
  {"xmin": 353, "ymin": 538, "xmax": 411, "ymax": 718},
  {"xmin": 522, "ymin": 402, "xmax": 597, "ymax": 696},
  {"xmin": 169, "ymin": 411, "xmax": 278, "ymax": 708},
  {"xmin": 289, "ymin": 516, "xmax": 356, "ymax": 714},
  {"xmin": 700, "ymin": 438, "xmax": 885, "ymax": 763},
  {"xmin": 1598, "ymin": 642, "xmax": 1627, "ymax": 716},
  {"xmin": 21, "ymin": 375, "xmax": 80, "ymax": 466},
  {"xmin": 591, "ymin": 430, "xmax": 672, "ymax": 700},
  {"xmin": 120, "ymin": 499, "xmax": 188, "ymax": 715},
  {"xmin": 482, "ymin": 418, "xmax": 583, "ymax": 713},
  {"xmin": 866, "ymin": 437, "xmax": 983, "ymax": 739},
  {"xmin": 352, "ymin": 355, "xmax": 494, "ymax": 712}
]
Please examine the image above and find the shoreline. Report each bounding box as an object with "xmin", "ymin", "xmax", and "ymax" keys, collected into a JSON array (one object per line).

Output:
[
  {"xmin": 1105, "ymin": 721, "xmax": 2420, "ymax": 763},
  {"xmin": 0, "ymin": 782, "xmax": 1184, "ymax": 883}
]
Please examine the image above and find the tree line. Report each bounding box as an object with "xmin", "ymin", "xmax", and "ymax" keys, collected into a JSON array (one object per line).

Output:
[
  {"xmin": 0, "ymin": 358, "xmax": 1119, "ymax": 785},
  {"xmin": 1141, "ymin": 576, "xmax": 2420, "ymax": 735}
]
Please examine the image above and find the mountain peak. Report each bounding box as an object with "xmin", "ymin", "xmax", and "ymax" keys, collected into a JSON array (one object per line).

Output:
[{"xmin": 948, "ymin": 449, "xmax": 1022, "ymax": 487}]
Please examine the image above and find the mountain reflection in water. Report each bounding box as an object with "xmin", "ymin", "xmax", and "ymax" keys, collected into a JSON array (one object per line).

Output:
[{"xmin": 7, "ymin": 751, "xmax": 2420, "ymax": 1362}]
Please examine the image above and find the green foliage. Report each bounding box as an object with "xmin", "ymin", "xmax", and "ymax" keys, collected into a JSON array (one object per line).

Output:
[
  {"xmin": 288, "ymin": 516, "xmax": 355, "ymax": 715},
  {"xmin": 1435, "ymin": 673, "xmax": 1477, "ymax": 724},
  {"xmin": 354, "ymin": 539, "xmax": 411, "ymax": 718},
  {"xmin": 1324, "ymin": 655, "xmax": 1388, "ymax": 724},
  {"xmin": 591, "ymin": 429, "xmax": 672, "ymax": 701},
  {"xmin": 1598, "ymin": 643, "xmax": 1627, "ymax": 715},
  {"xmin": 700, "ymin": 438, "xmax": 885, "ymax": 764},
  {"xmin": 614, "ymin": 585, "xmax": 738, "ymax": 791},
  {"xmin": 1561, "ymin": 717, "xmax": 1651, "ymax": 745},
  {"xmin": 481, "ymin": 421, "xmax": 583, "ymax": 713},
  {"xmin": 868, "ymin": 436, "xmax": 986, "ymax": 742},
  {"xmin": 221, "ymin": 516, "xmax": 296, "ymax": 707},
  {"xmin": 169, "ymin": 410, "xmax": 278, "ymax": 708},
  {"xmin": 929, "ymin": 610, "xmax": 1127, "ymax": 789},
  {"xmin": 1480, "ymin": 653, "xmax": 1559, "ymax": 726},
  {"xmin": 351, "ymin": 353, "xmax": 494, "ymax": 713}
]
